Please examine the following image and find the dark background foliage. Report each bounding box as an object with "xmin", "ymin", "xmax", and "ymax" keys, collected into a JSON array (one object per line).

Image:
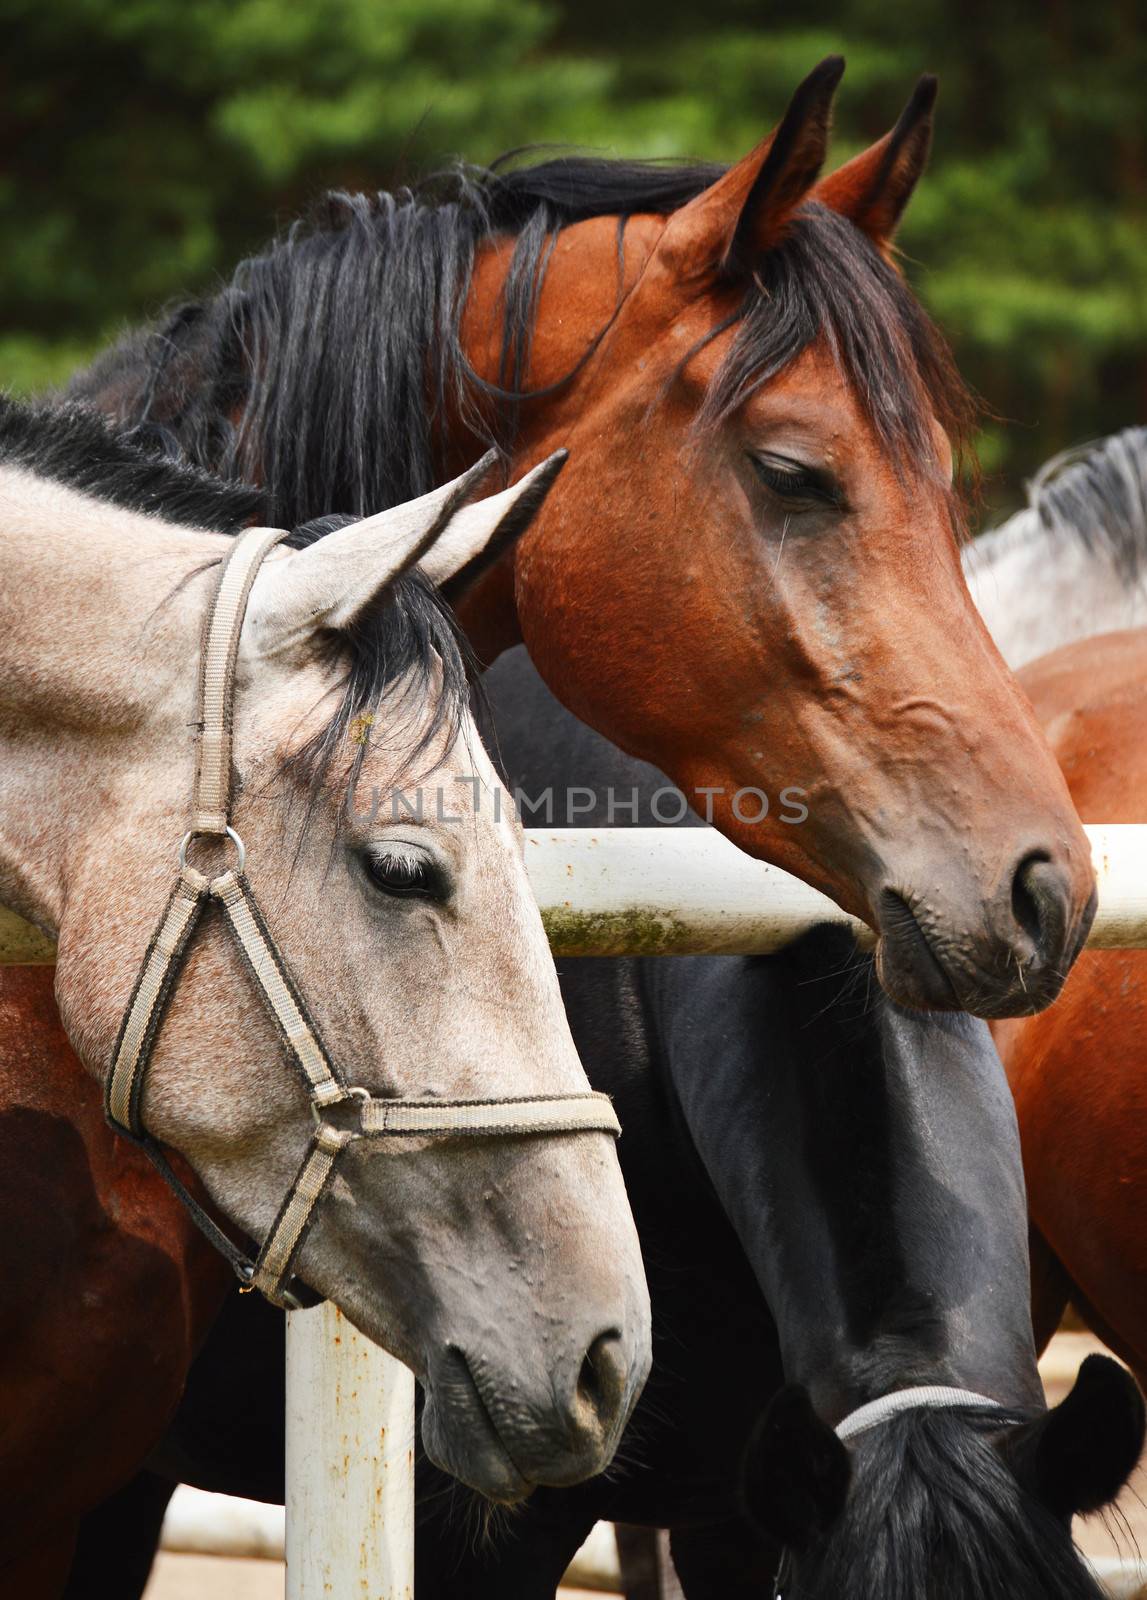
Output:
[{"xmin": 3, "ymin": 0, "xmax": 1144, "ymax": 515}]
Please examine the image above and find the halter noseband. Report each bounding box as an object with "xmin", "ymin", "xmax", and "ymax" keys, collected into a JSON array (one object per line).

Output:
[{"xmin": 105, "ymin": 525, "xmax": 620, "ymax": 1309}]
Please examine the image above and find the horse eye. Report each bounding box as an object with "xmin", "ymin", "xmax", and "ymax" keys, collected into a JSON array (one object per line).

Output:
[
  {"xmin": 364, "ymin": 849, "xmax": 441, "ymax": 900},
  {"xmin": 751, "ymin": 452, "xmax": 843, "ymax": 509}
]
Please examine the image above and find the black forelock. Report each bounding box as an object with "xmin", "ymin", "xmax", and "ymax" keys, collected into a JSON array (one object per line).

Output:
[
  {"xmin": 700, "ymin": 205, "xmax": 973, "ymax": 487},
  {"xmin": 0, "ymin": 391, "xmax": 266, "ymax": 533},
  {"xmin": 284, "ymin": 512, "xmax": 480, "ymax": 805},
  {"xmin": 788, "ymin": 1408, "xmax": 1108, "ymax": 1600},
  {"xmin": 66, "ymin": 153, "xmax": 976, "ymax": 533}
]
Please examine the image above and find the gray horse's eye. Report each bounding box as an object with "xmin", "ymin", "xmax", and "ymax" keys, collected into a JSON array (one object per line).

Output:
[{"xmin": 363, "ymin": 848, "xmax": 443, "ymax": 901}]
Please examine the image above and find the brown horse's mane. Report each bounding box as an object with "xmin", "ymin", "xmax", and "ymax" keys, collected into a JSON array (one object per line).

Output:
[{"xmin": 67, "ymin": 153, "xmax": 978, "ymax": 533}]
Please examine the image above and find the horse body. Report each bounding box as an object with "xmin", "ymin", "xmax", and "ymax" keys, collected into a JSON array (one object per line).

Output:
[
  {"xmin": 963, "ymin": 429, "xmax": 1147, "ymax": 1380},
  {"xmin": 994, "ymin": 628, "xmax": 1147, "ymax": 1373},
  {"xmin": 0, "ymin": 966, "xmax": 228, "ymax": 1596}
]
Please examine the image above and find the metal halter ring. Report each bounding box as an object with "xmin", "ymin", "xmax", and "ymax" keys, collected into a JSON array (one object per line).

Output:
[
  {"xmin": 178, "ymin": 826, "xmax": 246, "ymax": 875},
  {"xmin": 312, "ymin": 1085, "xmax": 370, "ymax": 1128}
]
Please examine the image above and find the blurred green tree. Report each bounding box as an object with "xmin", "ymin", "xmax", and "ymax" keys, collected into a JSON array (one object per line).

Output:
[{"xmin": 3, "ymin": 0, "xmax": 1144, "ymax": 515}]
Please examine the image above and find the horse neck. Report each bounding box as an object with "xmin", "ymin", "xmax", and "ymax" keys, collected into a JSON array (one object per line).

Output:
[
  {"xmin": 648, "ymin": 931, "xmax": 1045, "ymax": 1419},
  {"xmin": 0, "ymin": 468, "xmax": 213, "ymax": 928},
  {"xmin": 966, "ymin": 511, "xmax": 1147, "ymax": 668}
]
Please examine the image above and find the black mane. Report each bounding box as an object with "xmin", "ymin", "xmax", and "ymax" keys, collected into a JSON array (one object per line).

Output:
[
  {"xmin": 790, "ymin": 1408, "xmax": 1108, "ymax": 1600},
  {"xmin": 0, "ymin": 392, "xmax": 265, "ymax": 533},
  {"xmin": 0, "ymin": 392, "xmax": 473, "ymax": 793},
  {"xmin": 68, "ymin": 154, "xmax": 976, "ymax": 531}
]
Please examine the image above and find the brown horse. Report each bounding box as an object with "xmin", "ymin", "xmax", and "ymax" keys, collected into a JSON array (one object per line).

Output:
[
  {"xmin": 0, "ymin": 968, "xmax": 226, "ymax": 1598},
  {"xmin": 72, "ymin": 59, "xmax": 1094, "ymax": 1017},
  {"xmin": 965, "ymin": 426, "xmax": 1147, "ymax": 1375},
  {"xmin": 993, "ymin": 627, "xmax": 1147, "ymax": 1375}
]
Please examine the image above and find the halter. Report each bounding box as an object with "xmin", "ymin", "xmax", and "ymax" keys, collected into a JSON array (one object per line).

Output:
[{"xmin": 105, "ymin": 525, "xmax": 621, "ymax": 1309}]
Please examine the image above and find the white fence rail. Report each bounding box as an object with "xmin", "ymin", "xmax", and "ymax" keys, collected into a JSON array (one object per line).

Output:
[
  {"xmin": 4, "ymin": 823, "xmax": 1147, "ymax": 965},
  {"xmin": 5, "ymin": 823, "xmax": 1147, "ymax": 1596}
]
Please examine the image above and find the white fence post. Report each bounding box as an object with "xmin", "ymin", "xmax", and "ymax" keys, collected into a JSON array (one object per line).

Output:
[{"xmin": 285, "ymin": 1301, "xmax": 415, "ymax": 1599}]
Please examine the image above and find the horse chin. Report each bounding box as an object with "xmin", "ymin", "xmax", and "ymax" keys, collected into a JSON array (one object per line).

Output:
[
  {"xmin": 874, "ymin": 893, "xmax": 963, "ymax": 1012},
  {"xmin": 873, "ymin": 888, "xmax": 1084, "ymax": 1019},
  {"xmin": 420, "ymin": 1359, "xmax": 535, "ymax": 1505}
]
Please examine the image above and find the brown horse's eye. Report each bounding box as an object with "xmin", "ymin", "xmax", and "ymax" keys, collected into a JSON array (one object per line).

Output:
[
  {"xmin": 364, "ymin": 848, "xmax": 442, "ymax": 900},
  {"xmin": 751, "ymin": 452, "xmax": 844, "ymax": 510}
]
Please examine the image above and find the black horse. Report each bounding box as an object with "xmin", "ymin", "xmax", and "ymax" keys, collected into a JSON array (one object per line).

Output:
[{"xmin": 65, "ymin": 648, "xmax": 1142, "ymax": 1600}]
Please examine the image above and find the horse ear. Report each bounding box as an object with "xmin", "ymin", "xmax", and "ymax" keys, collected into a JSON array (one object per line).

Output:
[
  {"xmin": 247, "ymin": 451, "xmax": 567, "ymax": 648},
  {"xmin": 658, "ymin": 57, "xmax": 844, "ymax": 280},
  {"xmin": 814, "ymin": 76, "xmax": 937, "ymax": 251},
  {"xmin": 741, "ymin": 1386, "xmax": 851, "ymax": 1551},
  {"xmin": 1003, "ymin": 1354, "xmax": 1146, "ymax": 1522},
  {"xmin": 438, "ymin": 449, "xmax": 567, "ymax": 607}
]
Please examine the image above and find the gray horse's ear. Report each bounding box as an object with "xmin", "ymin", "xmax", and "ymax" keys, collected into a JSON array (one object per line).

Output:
[
  {"xmin": 437, "ymin": 448, "xmax": 568, "ymax": 605},
  {"xmin": 246, "ymin": 452, "xmax": 567, "ymax": 651}
]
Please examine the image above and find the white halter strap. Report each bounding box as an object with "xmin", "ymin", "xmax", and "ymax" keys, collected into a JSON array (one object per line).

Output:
[{"xmin": 836, "ymin": 1385, "xmax": 1005, "ymax": 1442}]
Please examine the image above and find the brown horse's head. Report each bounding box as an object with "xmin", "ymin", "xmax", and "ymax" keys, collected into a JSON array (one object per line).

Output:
[{"xmin": 461, "ymin": 61, "xmax": 1095, "ymax": 1017}]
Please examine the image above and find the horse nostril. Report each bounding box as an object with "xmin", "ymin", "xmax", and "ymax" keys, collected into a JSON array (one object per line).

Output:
[
  {"xmin": 577, "ymin": 1330, "xmax": 626, "ymax": 1422},
  {"xmin": 1011, "ymin": 852, "xmax": 1067, "ymax": 961}
]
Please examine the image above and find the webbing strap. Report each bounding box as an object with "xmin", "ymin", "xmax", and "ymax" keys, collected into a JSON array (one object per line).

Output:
[
  {"xmin": 248, "ymin": 1125, "xmax": 352, "ymax": 1301},
  {"xmin": 107, "ymin": 868, "xmax": 208, "ymax": 1137},
  {"xmin": 359, "ymin": 1092, "xmax": 620, "ymax": 1138},
  {"xmin": 210, "ymin": 871, "xmax": 345, "ymax": 1107},
  {"xmin": 193, "ymin": 526, "xmax": 288, "ymax": 835}
]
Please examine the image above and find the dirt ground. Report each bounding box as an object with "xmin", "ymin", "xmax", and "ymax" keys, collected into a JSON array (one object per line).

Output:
[
  {"xmin": 142, "ymin": 1330, "xmax": 1146, "ymax": 1600},
  {"xmin": 143, "ymin": 1562, "xmax": 610, "ymax": 1600}
]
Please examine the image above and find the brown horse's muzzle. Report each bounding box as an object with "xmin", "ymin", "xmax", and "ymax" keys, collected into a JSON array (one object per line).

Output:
[{"xmin": 872, "ymin": 844, "xmax": 1097, "ymax": 1019}]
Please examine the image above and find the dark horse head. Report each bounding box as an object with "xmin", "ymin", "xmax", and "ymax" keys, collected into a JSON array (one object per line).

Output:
[
  {"xmin": 71, "ymin": 59, "xmax": 1095, "ymax": 1018},
  {"xmin": 473, "ymin": 653, "xmax": 1144, "ymax": 1597},
  {"xmin": 703, "ymin": 922, "xmax": 1146, "ymax": 1600},
  {"xmin": 745, "ymin": 1361, "xmax": 1144, "ymax": 1599}
]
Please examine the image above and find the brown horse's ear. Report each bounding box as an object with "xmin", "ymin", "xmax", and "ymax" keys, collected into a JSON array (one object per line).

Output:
[
  {"xmin": 814, "ymin": 75, "xmax": 937, "ymax": 252},
  {"xmin": 659, "ymin": 56, "xmax": 845, "ymax": 280}
]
